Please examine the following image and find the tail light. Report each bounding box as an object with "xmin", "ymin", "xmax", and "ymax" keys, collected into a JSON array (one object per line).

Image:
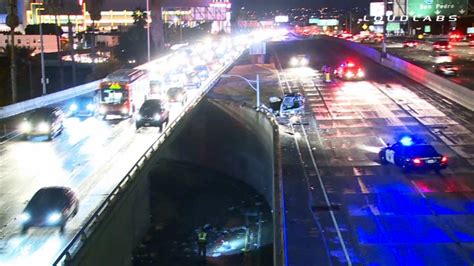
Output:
[
  {"xmin": 413, "ymin": 158, "xmax": 422, "ymax": 164},
  {"xmin": 434, "ymin": 45, "xmax": 439, "ymax": 48},
  {"xmin": 448, "ymin": 45, "xmax": 452, "ymax": 49},
  {"xmin": 441, "ymin": 156, "xmax": 448, "ymax": 163},
  {"xmin": 453, "ymin": 67, "xmax": 459, "ymax": 71}
]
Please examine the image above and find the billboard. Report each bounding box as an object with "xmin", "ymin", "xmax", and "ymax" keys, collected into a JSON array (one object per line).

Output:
[
  {"xmin": 370, "ymin": 2, "xmax": 385, "ymax": 16},
  {"xmin": 275, "ymin": 15, "xmax": 289, "ymax": 23},
  {"xmin": 407, "ymin": 0, "xmax": 468, "ymax": 17}
]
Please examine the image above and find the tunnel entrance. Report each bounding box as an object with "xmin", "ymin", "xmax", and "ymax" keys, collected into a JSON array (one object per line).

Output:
[{"xmin": 132, "ymin": 160, "xmax": 273, "ymax": 266}]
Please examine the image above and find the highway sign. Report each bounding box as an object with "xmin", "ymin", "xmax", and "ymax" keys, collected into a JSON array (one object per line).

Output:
[{"xmin": 407, "ymin": 0, "xmax": 468, "ymax": 16}]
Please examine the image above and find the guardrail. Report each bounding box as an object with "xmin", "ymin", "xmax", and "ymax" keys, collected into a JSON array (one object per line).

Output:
[
  {"xmin": 0, "ymin": 52, "xmax": 176, "ymax": 120},
  {"xmin": 52, "ymin": 52, "xmax": 242, "ymax": 266},
  {"xmin": 0, "ymin": 80, "xmax": 102, "ymax": 120},
  {"xmin": 328, "ymin": 36, "xmax": 474, "ymax": 111}
]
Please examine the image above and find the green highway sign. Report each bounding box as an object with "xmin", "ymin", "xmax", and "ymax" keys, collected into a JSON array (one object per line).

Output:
[
  {"xmin": 308, "ymin": 18, "xmax": 339, "ymax": 26},
  {"xmin": 407, "ymin": 0, "xmax": 468, "ymax": 17},
  {"xmin": 387, "ymin": 22, "xmax": 401, "ymax": 32}
]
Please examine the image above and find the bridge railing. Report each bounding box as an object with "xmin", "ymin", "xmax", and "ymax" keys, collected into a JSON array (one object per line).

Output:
[{"xmin": 52, "ymin": 51, "xmax": 242, "ymax": 266}]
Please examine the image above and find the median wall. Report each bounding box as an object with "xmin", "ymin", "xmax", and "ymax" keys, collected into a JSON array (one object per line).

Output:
[{"xmin": 325, "ymin": 36, "xmax": 474, "ymax": 111}]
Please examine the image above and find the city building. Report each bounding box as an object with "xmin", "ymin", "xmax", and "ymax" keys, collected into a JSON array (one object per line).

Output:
[{"xmin": 0, "ymin": 33, "xmax": 58, "ymax": 52}]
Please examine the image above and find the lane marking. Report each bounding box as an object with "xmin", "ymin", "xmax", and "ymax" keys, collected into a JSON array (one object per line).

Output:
[
  {"xmin": 410, "ymin": 180, "xmax": 427, "ymax": 199},
  {"xmin": 357, "ymin": 177, "xmax": 370, "ymax": 194}
]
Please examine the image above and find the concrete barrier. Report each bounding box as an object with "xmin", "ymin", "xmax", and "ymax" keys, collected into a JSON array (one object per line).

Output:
[
  {"xmin": 153, "ymin": 99, "xmax": 285, "ymax": 265},
  {"xmin": 0, "ymin": 81, "xmax": 102, "ymax": 119},
  {"xmin": 326, "ymin": 36, "xmax": 474, "ymax": 111}
]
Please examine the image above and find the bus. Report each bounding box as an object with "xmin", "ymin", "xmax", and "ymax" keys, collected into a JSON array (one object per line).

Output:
[{"xmin": 99, "ymin": 69, "xmax": 150, "ymax": 119}]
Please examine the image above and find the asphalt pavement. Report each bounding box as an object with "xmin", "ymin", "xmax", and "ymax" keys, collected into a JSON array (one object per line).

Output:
[
  {"xmin": 373, "ymin": 39, "xmax": 474, "ymax": 89},
  {"xmin": 273, "ymin": 38, "xmax": 474, "ymax": 265}
]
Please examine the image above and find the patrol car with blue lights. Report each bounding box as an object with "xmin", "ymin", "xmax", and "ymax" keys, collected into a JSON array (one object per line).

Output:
[{"xmin": 379, "ymin": 136, "xmax": 448, "ymax": 172}]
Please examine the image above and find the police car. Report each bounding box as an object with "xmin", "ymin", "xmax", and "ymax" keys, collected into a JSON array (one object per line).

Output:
[
  {"xmin": 379, "ymin": 136, "xmax": 448, "ymax": 172},
  {"xmin": 335, "ymin": 60, "xmax": 365, "ymax": 80}
]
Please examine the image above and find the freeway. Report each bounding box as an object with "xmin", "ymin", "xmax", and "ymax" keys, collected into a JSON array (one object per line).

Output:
[
  {"xmin": 273, "ymin": 38, "xmax": 474, "ymax": 265},
  {"xmin": 0, "ymin": 33, "xmax": 252, "ymax": 265},
  {"xmin": 373, "ymin": 39, "xmax": 474, "ymax": 89}
]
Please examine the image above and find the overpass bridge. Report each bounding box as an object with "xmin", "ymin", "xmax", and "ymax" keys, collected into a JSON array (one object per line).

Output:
[{"xmin": 0, "ymin": 30, "xmax": 286, "ymax": 265}]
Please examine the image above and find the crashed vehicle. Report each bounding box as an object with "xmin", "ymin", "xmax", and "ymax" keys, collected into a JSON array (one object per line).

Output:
[{"xmin": 269, "ymin": 93, "xmax": 305, "ymax": 117}]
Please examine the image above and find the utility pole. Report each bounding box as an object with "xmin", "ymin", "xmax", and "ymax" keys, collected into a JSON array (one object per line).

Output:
[
  {"xmin": 382, "ymin": 0, "xmax": 388, "ymax": 59},
  {"xmin": 146, "ymin": 0, "xmax": 151, "ymax": 62},
  {"xmin": 6, "ymin": 0, "xmax": 19, "ymax": 103},
  {"xmin": 68, "ymin": 17, "xmax": 77, "ymax": 86},
  {"xmin": 39, "ymin": 9, "xmax": 47, "ymax": 95}
]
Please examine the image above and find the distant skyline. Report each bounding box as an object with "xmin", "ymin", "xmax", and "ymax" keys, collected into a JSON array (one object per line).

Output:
[{"xmin": 234, "ymin": 0, "xmax": 371, "ymax": 11}]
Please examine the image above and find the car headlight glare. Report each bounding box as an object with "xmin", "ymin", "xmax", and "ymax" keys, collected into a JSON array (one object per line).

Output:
[
  {"xmin": 357, "ymin": 71, "xmax": 365, "ymax": 77},
  {"xmin": 154, "ymin": 114, "xmax": 161, "ymax": 120},
  {"xmin": 38, "ymin": 122, "xmax": 50, "ymax": 133},
  {"xmin": 99, "ymin": 107, "xmax": 106, "ymax": 114},
  {"xmin": 70, "ymin": 104, "xmax": 78, "ymax": 111},
  {"xmin": 136, "ymin": 114, "xmax": 142, "ymax": 120},
  {"xmin": 345, "ymin": 71, "xmax": 354, "ymax": 78},
  {"xmin": 121, "ymin": 107, "xmax": 129, "ymax": 114},
  {"xmin": 300, "ymin": 58, "xmax": 309, "ymax": 66},
  {"xmin": 47, "ymin": 212, "xmax": 62, "ymax": 224},
  {"xmin": 290, "ymin": 58, "xmax": 298, "ymax": 66},
  {"xmin": 86, "ymin": 104, "xmax": 94, "ymax": 111},
  {"xmin": 20, "ymin": 121, "xmax": 31, "ymax": 133},
  {"xmin": 19, "ymin": 212, "xmax": 31, "ymax": 223}
]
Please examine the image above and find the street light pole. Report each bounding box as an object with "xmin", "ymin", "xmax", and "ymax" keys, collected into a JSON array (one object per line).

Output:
[
  {"xmin": 39, "ymin": 10, "xmax": 47, "ymax": 95},
  {"xmin": 382, "ymin": 0, "xmax": 388, "ymax": 59},
  {"xmin": 146, "ymin": 0, "xmax": 151, "ymax": 62},
  {"xmin": 221, "ymin": 74, "xmax": 261, "ymax": 107}
]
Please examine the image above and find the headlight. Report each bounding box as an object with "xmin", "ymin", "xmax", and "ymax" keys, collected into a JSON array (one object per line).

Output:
[
  {"xmin": 154, "ymin": 114, "xmax": 161, "ymax": 120},
  {"xmin": 121, "ymin": 107, "xmax": 129, "ymax": 114},
  {"xmin": 69, "ymin": 103, "xmax": 78, "ymax": 111},
  {"xmin": 99, "ymin": 107, "xmax": 106, "ymax": 114},
  {"xmin": 136, "ymin": 114, "xmax": 142, "ymax": 120},
  {"xmin": 176, "ymin": 94, "xmax": 184, "ymax": 101},
  {"xmin": 20, "ymin": 121, "xmax": 31, "ymax": 133},
  {"xmin": 300, "ymin": 58, "xmax": 309, "ymax": 66},
  {"xmin": 357, "ymin": 71, "xmax": 365, "ymax": 77},
  {"xmin": 86, "ymin": 103, "xmax": 94, "ymax": 111},
  {"xmin": 345, "ymin": 71, "xmax": 354, "ymax": 78},
  {"xmin": 38, "ymin": 122, "xmax": 50, "ymax": 133},
  {"xmin": 47, "ymin": 212, "xmax": 62, "ymax": 224},
  {"xmin": 19, "ymin": 212, "xmax": 31, "ymax": 223},
  {"xmin": 290, "ymin": 57, "xmax": 298, "ymax": 66}
]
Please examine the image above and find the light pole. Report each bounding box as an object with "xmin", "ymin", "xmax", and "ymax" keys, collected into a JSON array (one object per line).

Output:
[
  {"xmin": 381, "ymin": 0, "xmax": 388, "ymax": 59},
  {"xmin": 221, "ymin": 74, "xmax": 260, "ymax": 107},
  {"xmin": 146, "ymin": 0, "xmax": 151, "ymax": 62},
  {"xmin": 38, "ymin": 7, "xmax": 47, "ymax": 95}
]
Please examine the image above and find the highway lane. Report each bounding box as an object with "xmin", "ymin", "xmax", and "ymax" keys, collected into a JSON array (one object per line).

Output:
[
  {"xmin": 0, "ymin": 107, "xmax": 185, "ymax": 265},
  {"xmin": 273, "ymin": 39, "xmax": 474, "ymax": 265},
  {"xmin": 372, "ymin": 39, "xmax": 474, "ymax": 89}
]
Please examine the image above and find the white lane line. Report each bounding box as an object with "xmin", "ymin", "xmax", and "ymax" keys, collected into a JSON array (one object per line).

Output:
[
  {"xmin": 299, "ymin": 119, "xmax": 353, "ymax": 265},
  {"xmin": 357, "ymin": 177, "xmax": 370, "ymax": 194},
  {"xmin": 410, "ymin": 180, "xmax": 427, "ymax": 199}
]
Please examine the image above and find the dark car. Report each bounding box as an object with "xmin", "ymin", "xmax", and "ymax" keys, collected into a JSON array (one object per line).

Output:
[
  {"xmin": 19, "ymin": 107, "xmax": 64, "ymax": 140},
  {"xmin": 135, "ymin": 99, "xmax": 170, "ymax": 131},
  {"xmin": 379, "ymin": 136, "xmax": 448, "ymax": 172},
  {"xmin": 19, "ymin": 187, "xmax": 79, "ymax": 233},
  {"xmin": 69, "ymin": 96, "xmax": 98, "ymax": 117},
  {"xmin": 166, "ymin": 87, "xmax": 188, "ymax": 106},
  {"xmin": 434, "ymin": 63, "xmax": 458, "ymax": 76},
  {"xmin": 335, "ymin": 61, "xmax": 365, "ymax": 80},
  {"xmin": 433, "ymin": 41, "xmax": 450, "ymax": 51}
]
